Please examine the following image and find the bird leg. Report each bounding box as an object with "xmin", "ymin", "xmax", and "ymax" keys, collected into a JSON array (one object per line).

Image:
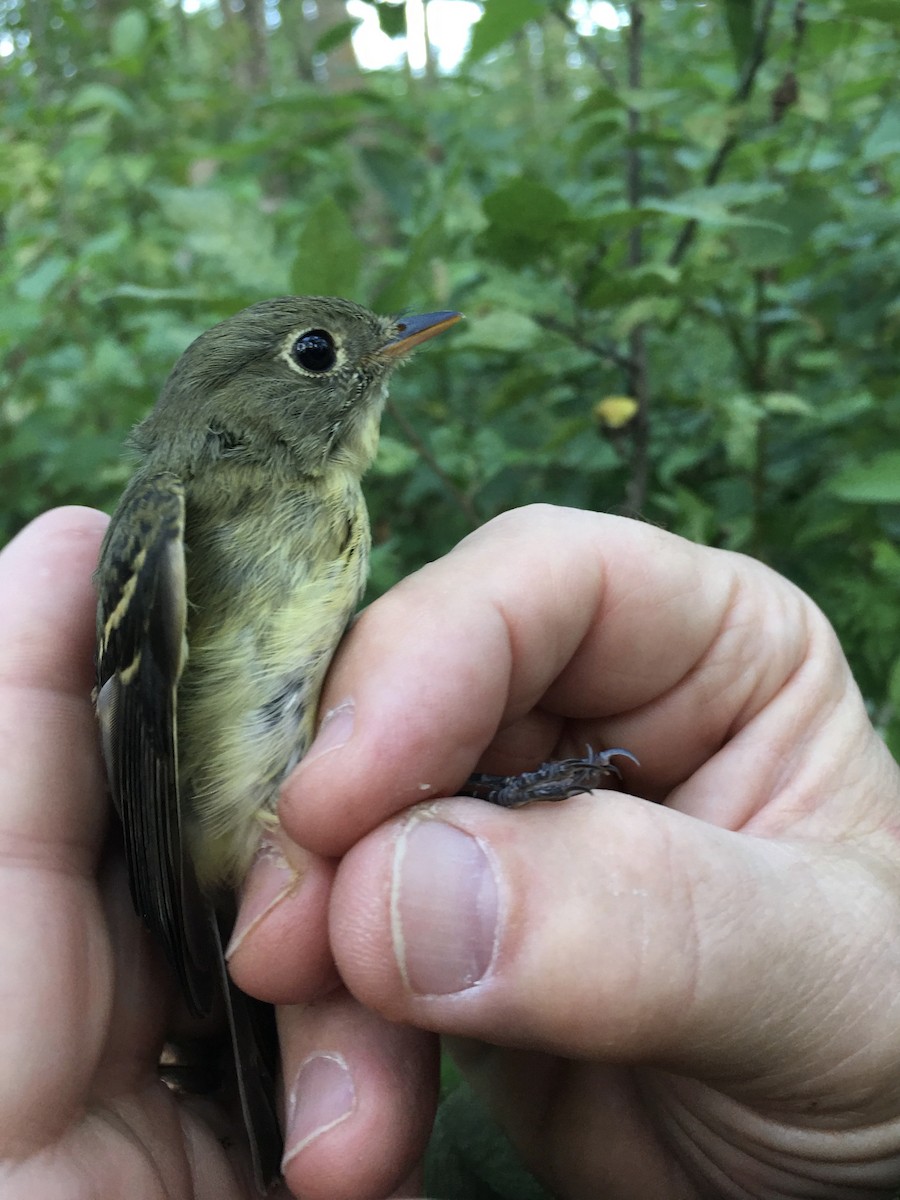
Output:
[{"xmin": 461, "ymin": 747, "xmax": 639, "ymax": 809}]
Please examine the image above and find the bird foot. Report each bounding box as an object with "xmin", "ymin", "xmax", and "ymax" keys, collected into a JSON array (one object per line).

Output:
[{"xmin": 461, "ymin": 746, "xmax": 639, "ymax": 808}]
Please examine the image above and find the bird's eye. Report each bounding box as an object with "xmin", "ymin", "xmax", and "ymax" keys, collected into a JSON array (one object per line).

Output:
[{"xmin": 291, "ymin": 329, "xmax": 337, "ymax": 373}]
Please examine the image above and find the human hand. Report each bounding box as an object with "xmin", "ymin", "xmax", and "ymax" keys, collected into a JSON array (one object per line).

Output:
[
  {"xmin": 0, "ymin": 509, "xmax": 306, "ymax": 1199},
  {"xmin": 234, "ymin": 504, "xmax": 900, "ymax": 1200}
]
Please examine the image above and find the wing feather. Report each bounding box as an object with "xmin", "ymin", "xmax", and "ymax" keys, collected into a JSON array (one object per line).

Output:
[{"xmin": 95, "ymin": 472, "xmax": 214, "ymax": 1016}]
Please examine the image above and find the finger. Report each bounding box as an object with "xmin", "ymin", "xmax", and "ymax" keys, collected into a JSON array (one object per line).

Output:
[
  {"xmin": 0, "ymin": 506, "xmax": 109, "ymax": 856},
  {"xmin": 278, "ymin": 989, "xmax": 436, "ymax": 1200},
  {"xmin": 280, "ymin": 506, "xmax": 808, "ymax": 858},
  {"xmin": 227, "ymin": 826, "xmax": 339, "ymax": 1004},
  {"xmin": 328, "ymin": 794, "xmax": 900, "ymax": 1103},
  {"xmin": 0, "ymin": 508, "xmax": 113, "ymax": 1150}
]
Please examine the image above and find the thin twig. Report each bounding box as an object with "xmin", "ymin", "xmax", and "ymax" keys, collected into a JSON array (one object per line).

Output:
[
  {"xmin": 734, "ymin": 0, "xmax": 778, "ymax": 104},
  {"xmin": 710, "ymin": 288, "xmax": 755, "ymax": 378},
  {"xmin": 750, "ymin": 270, "xmax": 770, "ymax": 558},
  {"xmin": 549, "ymin": 2, "xmax": 617, "ymax": 88},
  {"xmin": 385, "ymin": 398, "xmax": 480, "ymax": 527},
  {"xmin": 538, "ymin": 313, "xmax": 635, "ymax": 373},
  {"xmin": 751, "ymin": 269, "xmax": 767, "ymax": 391},
  {"xmin": 668, "ymin": 0, "xmax": 778, "ymax": 267},
  {"xmin": 623, "ymin": 1, "xmax": 649, "ymax": 515}
]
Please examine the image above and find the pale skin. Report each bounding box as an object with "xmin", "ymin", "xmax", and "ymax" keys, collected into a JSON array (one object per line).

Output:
[{"xmin": 3, "ymin": 503, "xmax": 900, "ymax": 1200}]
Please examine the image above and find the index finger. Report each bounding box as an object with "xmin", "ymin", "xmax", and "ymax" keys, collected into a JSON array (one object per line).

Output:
[{"xmin": 280, "ymin": 504, "xmax": 828, "ymax": 857}]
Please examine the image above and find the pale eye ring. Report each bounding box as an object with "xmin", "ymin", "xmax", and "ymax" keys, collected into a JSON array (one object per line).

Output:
[{"xmin": 291, "ymin": 329, "xmax": 337, "ymax": 373}]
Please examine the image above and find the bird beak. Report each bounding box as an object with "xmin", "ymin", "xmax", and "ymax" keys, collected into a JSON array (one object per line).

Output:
[{"xmin": 379, "ymin": 310, "xmax": 462, "ymax": 358}]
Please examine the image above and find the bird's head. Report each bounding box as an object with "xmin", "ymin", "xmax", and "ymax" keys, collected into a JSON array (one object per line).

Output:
[{"xmin": 131, "ymin": 296, "xmax": 460, "ymax": 480}]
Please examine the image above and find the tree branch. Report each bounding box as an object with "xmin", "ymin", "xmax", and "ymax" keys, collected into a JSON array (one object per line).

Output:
[
  {"xmin": 623, "ymin": 1, "xmax": 650, "ymax": 516},
  {"xmin": 698, "ymin": 289, "xmax": 756, "ymax": 378},
  {"xmin": 537, "ymin": 314, "xmax": 635, "ymax": 373},
  {"xmin": 549, "ymin": 2, "xmax": 617, "ymax": 89},
  {"xmin": 668, "ymin": 0, "xmax": 778, "ymax": 267}
]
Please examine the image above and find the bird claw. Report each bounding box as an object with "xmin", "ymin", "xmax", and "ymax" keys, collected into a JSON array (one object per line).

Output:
[{"xmin": 462, "ymin": 746, "xmax": 639, "ymax": 809}]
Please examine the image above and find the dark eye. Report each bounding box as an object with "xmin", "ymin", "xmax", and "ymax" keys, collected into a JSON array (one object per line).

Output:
[{"xmin": 291, "ymin": 329, "xmax": 337, "ymax": 373}]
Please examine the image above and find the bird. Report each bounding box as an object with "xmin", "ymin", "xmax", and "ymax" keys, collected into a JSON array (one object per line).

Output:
[{"xmin": 93, "ymin": 296, "xmax": 461, "ymax": 1191}]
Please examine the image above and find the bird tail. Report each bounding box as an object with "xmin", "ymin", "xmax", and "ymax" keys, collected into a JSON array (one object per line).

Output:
[{"xmin": 212, "ymin": 913, "xmax": 283, "ymax": 1194}]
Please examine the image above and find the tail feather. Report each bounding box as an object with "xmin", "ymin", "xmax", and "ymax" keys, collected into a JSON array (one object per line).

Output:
[{"xmin": 212, "ymin": 913, "xmax": 283, "ymax": 1193}]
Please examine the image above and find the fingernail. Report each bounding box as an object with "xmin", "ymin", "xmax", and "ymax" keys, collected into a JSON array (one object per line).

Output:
[
  {"xmin": 392, "ymin": 817, "xmax": 499, "ymax": 996},
  {"xmin": 283, "ymin": 1053, "xmax": 356, "ymax": 1166},
  {"xmin": 304, "ymin": 699, "xmax": 355, "ymax": 766},
  {"xmin": 225, "ymin": 840, "xmax": 299, "ymax": 959}
]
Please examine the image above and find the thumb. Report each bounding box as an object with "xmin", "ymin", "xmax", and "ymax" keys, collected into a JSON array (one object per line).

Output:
[{"xmin": 328, "ymin": 792, "xmax": 900, "ymax": 1095}]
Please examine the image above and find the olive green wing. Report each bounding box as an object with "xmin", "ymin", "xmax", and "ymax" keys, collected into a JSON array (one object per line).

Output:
[{"xmin": 94, "ymin": 471, "xmax": 214, "ymax": 1017}]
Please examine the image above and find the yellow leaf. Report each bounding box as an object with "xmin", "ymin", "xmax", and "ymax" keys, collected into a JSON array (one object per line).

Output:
[{"xmin": 594, "ymin": 395, "xmax": 639, "ymax": 429}]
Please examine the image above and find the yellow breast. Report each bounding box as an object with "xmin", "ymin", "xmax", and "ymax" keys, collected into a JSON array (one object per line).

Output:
[{"xmin": 176, "ymin": 468, "xmax": 369, "ymax": 891}]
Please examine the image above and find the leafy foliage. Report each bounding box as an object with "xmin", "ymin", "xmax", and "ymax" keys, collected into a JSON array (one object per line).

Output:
[
  {"xmin": 1, "ymin": 9, "xmax": 898, "ymax": 795},
  {"xmin": 426, "ymin": 1080, "xmax": 554, "ymax": 1200},
  {"xmin": 3, "ymin": 3, "xmax": 898, "ymax": 707},
  {"xmin": 4, "ymin": 6, "xmax": 898, "ymax": 721}
]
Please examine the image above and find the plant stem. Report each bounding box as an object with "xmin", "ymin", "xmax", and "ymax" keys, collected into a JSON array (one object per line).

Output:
[
  {"xmin": 668, "ymin": 0, "xmax": 778, "ymax": 267},
  {"xmin": 624, "ymin": 1, "xmax": 649, "ymax": 516}
]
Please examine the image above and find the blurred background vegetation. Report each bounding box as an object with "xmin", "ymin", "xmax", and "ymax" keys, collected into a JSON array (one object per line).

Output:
[{"xmin": 2, "ymin": 0, "xmax": 899, "ymax": 765}]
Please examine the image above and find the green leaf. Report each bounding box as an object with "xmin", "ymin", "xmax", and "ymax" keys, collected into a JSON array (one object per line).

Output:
[
  {"xmin": 455, "ymin": 310, "xmax": 542, "ymax": 352},
  {"xmin": 16, "ymin": 256, "xmax": 70, "ymax": 303},
  {"xmin": 90, "ymin": 336, "xmax": 141, "ymax": 386},
  {"xmin": 795, "ymin": 350, "xmax": 841, "ymax": 372},
  {"xmin": 665, "ymin": 484, "xmax": 718, "ymax": 544},
  {"xmin": 575, "ymin": 85, "xmax": 622, "ymax": 118},
  {"xmin": 153, "ymin": 185, "xmax": 286, "ymax": 292},
  {"xmin": 374, "ymin": 216, "xmax": 447, "ymax": 312},
  {"xmin": 67, "ymin": 83, "xmax": 137, "ymax": 119},
  {"xmin": 467, "ymin": 0, "xmax": 545, "ymax": 63},
  {"xmin": 829, "ymin": 454, "xmax": 900, "ymax": 503},
  {"xmin": 617, "ymin": 87, "xmax": 681, "ymax": 113},
  {"xmin": 375, "ymin": 1, "xmax": 406, "ymax": 39},
  {"xmin": 584, "ymin": 261, "xmax": 679, "ymax": 309},
  {"xmin": 110, "ymin": 9, "xmax": 149, "ymax": 59},
  {"xmin": 100, "ymin": 284, "xmax": 205, "ymax": 302},
  {"xmin": 642, "ymin": 195, "xmax": 787, "ymax": 231},
  {"xmin": 291, "ymin": 196, "xmax": 363, "ymax": 297},
  {"xmin": 316, "ymin": 19, "xmax": 361, "ymax": 55},
  {"xmin": 762, "ymin": 392, "xmax": 814, "ymax": 416},
  {"xmin": 845, "ymin": 0, "xmax": 899, "ymax": 21},
  {"xmin": 612, "ymin": 296, "xmax": 680, "ymax": 337},
  {"xmin": 722, "ymin": 0, "xmax": 755, "ymax": 70},
  {"xmin": 727, "ymin": 185, "xmax": 834, "ymax": 267},
  {"xmin": 796, "ymin": 90, "xmax": 830, "ymax": 122},
  {"xmin": 481, "ymin": 178, "xmax": 573, "ymax": 264},
  {"xmin": 374, "ymin": 434, "xmax": 418, "ymax": 476},
  {"xmin": 719, "ymin": 393, "xmax": 764, "ymax": 472},
  {"xmin": 426, "ymin": 1083, "xmax": 553, "ymax": 1200},
  {"xmin": 725, "ymin": 224, "xmax": 794, "ymax": 268},
  {"xmin": 873, "ymin": 539, "xmax": 900, "ymax": 585},
  {"xmin": 863, "ymin": 108, "xmax": 900, "ymax": 161}
]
